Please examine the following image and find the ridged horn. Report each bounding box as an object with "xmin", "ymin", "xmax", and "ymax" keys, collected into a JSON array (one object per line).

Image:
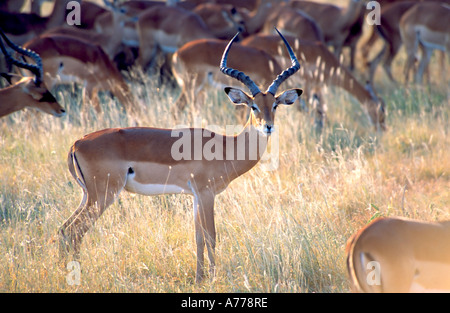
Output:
[
  {"xmin": 220, "ymin": 32, "xmax": 261, "ymax": 97},
  {"xmin": 266, "ymin": 28, "xmax": 300, "ymax": 96},
  {"xmin": 0, "ymin": 28, "xmax": 44, "ymax": 86}
]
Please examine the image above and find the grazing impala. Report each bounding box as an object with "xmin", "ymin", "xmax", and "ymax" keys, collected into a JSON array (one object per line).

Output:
[
  {"xmin": 0, "ymin": 30, "xmax": 65, "ymax": 118},
  {"xmin": 346, "ymin": 217, "xmax": 450, "ymax": 292},
  {"xmin": 59, "ymin": 29, "xmax": 302, "ymax": 283},
  {"xmin": 24, "ymin": 34, "xmax": 137, "ymax": 113}
]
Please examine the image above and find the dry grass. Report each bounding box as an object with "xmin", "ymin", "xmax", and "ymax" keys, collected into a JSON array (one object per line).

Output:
[{"xmin": 0, "ymin": 42, "xmax": 449, "ymax": 293}]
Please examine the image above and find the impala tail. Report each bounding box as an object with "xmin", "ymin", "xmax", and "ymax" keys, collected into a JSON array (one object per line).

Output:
[{"xmin": 346, "ymin": 234, "xmax": 383, "ymax": 293}]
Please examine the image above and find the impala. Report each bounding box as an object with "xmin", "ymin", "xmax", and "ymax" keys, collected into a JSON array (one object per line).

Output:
[
  {"xmin": 192, "ymin": 3, "xmax": 246, "ymax": 40},
  {"xmin": 400, "ymin": 2, "xmax": 450, "ymax": 83},
  {"xmin": 346, "ymin": 216, "xmax": 450, "ymax": 292},
  {"xmin": 0, "ymin": 30, "xmax": 65, "ymax": 118},
  {"xmin": 241, "ymin": 34, "xmax": 386, "ymax": 130},
  {"xmin": 136, "ymin": 5, "xmax": 215, "ymax": 70},
  {"xmin": 24, "ymin": 34, "xmax": 137, "ymax": 113},
  {"xmin": 367, "ymin": 1, "xmax": 418, "ymax": 83},
  {"xmin": 361, "ymin": 0, "xmax": 450, "ymax": 66},
  {"xmin": 287, "ymin": 0, "xmax": 365, "ymax": 71},
  {"xmin": 59, "ymin": 29, "xmax": 302, "ymax": 283}
]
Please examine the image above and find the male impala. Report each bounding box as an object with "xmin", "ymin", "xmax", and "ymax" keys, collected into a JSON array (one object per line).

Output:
[
  {"xmin": 0, "ymin": 30, "xmax": 65, "ymax": 118},
  {"xmin": 346, "ymin": 216, "xmax": 450, "ymax": 292},
  {"xmin": 59, "ymin": 29, "xmax": 302, "ymax": 283},
  {"xmin": 241, "ymin": 34, "xmax": 386, "ymax": 130},
  {"xmin": 400, "ymin": 2, "xmax": 450, "ymax": 84}
]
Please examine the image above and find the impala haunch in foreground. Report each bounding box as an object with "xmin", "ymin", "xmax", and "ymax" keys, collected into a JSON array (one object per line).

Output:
[
  {"xmin": 346, "ymin": 217, "xmax": 450, "ymax": 292},
  {"xmin": 0, "ymin": 29, "xmax": 65, "ymax": 118},
  {"xmin": 60, "ymin": 29, "xmax": 302, "ymax": 283}
]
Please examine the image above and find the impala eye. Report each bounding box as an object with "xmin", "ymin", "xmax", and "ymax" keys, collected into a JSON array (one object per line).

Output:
[
  {"xmin": 251, "ymin": 104, "xmax": 260, "ymax": 112},
  {"xmin": 39, "ymin": 90, "xmax": 57, "ymax": 103}
]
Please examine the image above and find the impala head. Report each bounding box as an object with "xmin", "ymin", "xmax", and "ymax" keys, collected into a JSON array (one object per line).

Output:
[
  {"xmin": 16, "ymin": 76, "xmax": 66, "ymax": 116},
  {"xmin": 0, "ymin": 29, "xmax": 66, "ymax": 117},
  {"xmin": 220, "ymin": 28, "xmax": 302, "ymax": 135}
]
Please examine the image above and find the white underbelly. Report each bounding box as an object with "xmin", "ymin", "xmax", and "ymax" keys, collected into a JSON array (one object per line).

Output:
[
  {"xmin": 125, "ymin": 179, "xmax": 187, "ymax": 196},
  {"xmin": 409, "ymin": 260, "xmax": 450, "ymax": 292}
]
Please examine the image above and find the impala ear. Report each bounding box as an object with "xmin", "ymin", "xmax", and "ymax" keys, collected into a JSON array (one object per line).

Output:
[
  {"xmin": 224, "ymin": 87, "xmax": 253, "ymax": 106},
  {"xmin": 275, "ymin": 88, "xmax": 303, "ymax": 105}
]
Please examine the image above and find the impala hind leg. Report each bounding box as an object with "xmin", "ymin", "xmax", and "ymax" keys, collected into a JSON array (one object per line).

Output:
[{"xmin": 60, "ymin": 172, "xmax": 127, "ymax": 258}]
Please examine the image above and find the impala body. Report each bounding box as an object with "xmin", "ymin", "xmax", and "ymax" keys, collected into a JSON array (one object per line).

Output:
[
  {"xmin": 60, "ymin": 29, "xmax": 302, "ymax": 283},
  {"xmin": 347, "ymin": 217, "xmax": 450, "ymax": 292},
  {"xmin": 24, "ymin": 34, "xmax": 136, "ymax": 112}
]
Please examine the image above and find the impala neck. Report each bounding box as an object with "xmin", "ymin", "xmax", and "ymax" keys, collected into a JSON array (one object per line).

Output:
[
  {"xmin": 103, "ymin": 9, "xmax": 129, "ymax": 58},
  {"xmin": 246, "ymin": 0, "xmax": 274, "ymax": 34},
  {"xmin": 229, "ymin": 111, "xmax": 269, "ymax": 177},
  {"xmin": 330, "ymin": 64, "xmax": 373, "ymax": 105},
  {"xmin": 0, "ymin": 84, "xmax": 26, "ymax": 117}
]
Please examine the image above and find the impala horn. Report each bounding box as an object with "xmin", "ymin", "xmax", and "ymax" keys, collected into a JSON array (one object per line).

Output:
[
  {"xmin": 220, "ymin": 32, "xmax": 261, "ymax": 97},
  {"xmin": 266, "ymin": 28, "xmax": 300, "ymax": 96},
  {"xmin": 0, "ymin": 28, "xmax": 44, "ymax": 86},
  {"xmin": 220, "ymin": 28, "xmax": 300, "ymax": 97}
]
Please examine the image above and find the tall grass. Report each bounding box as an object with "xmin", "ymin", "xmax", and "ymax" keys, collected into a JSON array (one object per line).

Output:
[{"xmin": 0, "ymin": 56, "xmax": 448, "ymax": 292}]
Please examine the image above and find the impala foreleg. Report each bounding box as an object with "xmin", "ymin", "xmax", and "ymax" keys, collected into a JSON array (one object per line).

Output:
[{"xmin": 192, "ymin": 186, "xmax": 216, "ymax": 283}]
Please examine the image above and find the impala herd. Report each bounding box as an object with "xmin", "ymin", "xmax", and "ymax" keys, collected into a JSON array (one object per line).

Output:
[{"xmin": 0, "ymin": 0, "xmax": 449, "ymax": 292}]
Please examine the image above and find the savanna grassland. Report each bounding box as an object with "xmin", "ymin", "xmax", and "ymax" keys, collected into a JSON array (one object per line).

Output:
[{"xmin": 0, "ymin": 35, "xmax": 449, "ymax": 292}]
